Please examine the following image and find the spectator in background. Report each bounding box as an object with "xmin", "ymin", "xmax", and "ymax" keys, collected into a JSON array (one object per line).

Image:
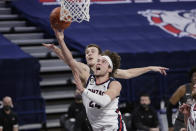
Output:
[
  {"xmin": 132, "ymin": 93, "xmax": 159, "ymax": 131},
  {"xmin": 60, "ymin": 90, "xmax": 92, "ymax": 131},
  {"xmin": 166, "ymin": 67, "xmax": 196, "ymax": 131},
  {"xmin": 0, "ymin": 96, "xmax": 18, "ymax": 131},
  {"xmin": 67, "ymin": 89, "xmax": 92, "ymax": 131},
  {"xmin": 119, "ymin": 102, "xmax": 134, "ymax": 131}
]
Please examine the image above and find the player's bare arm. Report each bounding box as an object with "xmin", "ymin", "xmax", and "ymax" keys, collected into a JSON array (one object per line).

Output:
[
  {"xmin": 105, "ymin": 81, "xmax": 122, "ymax": 100},
  {"xmin": 114, "ymin": 66, "xmax": 169, "ymax": 79},
  {"xmin": 42, "ymin": 43, "xmax": 90, "ymax": 79},
  {"xmin": 53, "ymin": 28, "xmax": 90, "ymax": 82},
  {"xmin": 72, "ymin": 70, "xmax": 85, "ymax": 93},
  {"xmin": 169, "ymin": 85, "xmax": 186, "ymax": 105}
]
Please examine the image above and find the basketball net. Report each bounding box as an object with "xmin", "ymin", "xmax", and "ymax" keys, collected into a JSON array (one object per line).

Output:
[{"xmin": 60, "ymin": 0, "xmax": 90, "ymax": 23}]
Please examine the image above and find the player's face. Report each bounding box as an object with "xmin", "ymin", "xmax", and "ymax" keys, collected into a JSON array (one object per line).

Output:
[
  {"xmin": 140, "ymin": 96, "xmax": 151, "ymax": 105},
  {"xmin": 94, "ymin": 56, "xmax": 112, "ymax": 77},
  {"xmin": 85, "ymin": 47, "xmax": 100, "ymax": 67},
  {"xmin": 192, "ymin": 84, "xmax": 196, "ymax": 99}
]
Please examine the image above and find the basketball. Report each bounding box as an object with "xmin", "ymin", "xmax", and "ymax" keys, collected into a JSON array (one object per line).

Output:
[{"xmin": 50, "ymin": 7, "xmax": 71, "ymax": 30}]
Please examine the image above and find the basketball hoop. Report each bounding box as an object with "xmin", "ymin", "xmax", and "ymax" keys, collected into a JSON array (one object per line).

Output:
[{"xmin": 60, "ymin": 0, "xmax": 90, "ymax": 23}]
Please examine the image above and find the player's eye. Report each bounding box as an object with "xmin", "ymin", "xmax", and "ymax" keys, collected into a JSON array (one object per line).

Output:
[
  {"xmin": 102, "ymin": 60, "xmax": 106, "ymax": 63},
  {"xmin": 91, "ymin": 49, "xmax": 95, "ymax": 53}
]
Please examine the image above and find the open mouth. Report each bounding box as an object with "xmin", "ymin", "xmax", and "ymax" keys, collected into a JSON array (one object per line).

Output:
[
  {"xmin": 96, "ymin": 67, "xmax": 101, "ymax": 71},
  {"xmin": 88, "ymin": 58, "xmax": 93, "ymax": 61}
]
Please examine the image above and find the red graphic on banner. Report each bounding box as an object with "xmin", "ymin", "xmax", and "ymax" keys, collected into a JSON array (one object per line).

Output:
[{"xmin": 138, "ymin": 9, "xmax": 196, "ymax": 39}]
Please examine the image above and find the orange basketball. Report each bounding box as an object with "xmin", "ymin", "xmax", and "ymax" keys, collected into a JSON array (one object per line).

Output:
[{"xmin": 50, "ymin": 7, "xmax": 71, "ymax": 30}]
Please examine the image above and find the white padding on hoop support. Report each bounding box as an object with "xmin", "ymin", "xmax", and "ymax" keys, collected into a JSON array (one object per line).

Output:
[{"xmin": 60, "ymin": 0, "xmax": 90, "ymax": 23}]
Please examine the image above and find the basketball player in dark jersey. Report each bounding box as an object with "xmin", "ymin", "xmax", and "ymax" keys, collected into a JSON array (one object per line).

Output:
[{"xmin": 167, "ymin": 67, "xmax": 196, "ymax": 131}]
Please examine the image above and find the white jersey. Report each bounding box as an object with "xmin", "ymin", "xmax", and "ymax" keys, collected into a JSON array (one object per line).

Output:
[
  {"xmin": 82, "ymin": 75, "xmax": 126, "ymax": 131},
  {"xmin": 187, "ymin": 103, "xmax": 196, "ymax": 131}
]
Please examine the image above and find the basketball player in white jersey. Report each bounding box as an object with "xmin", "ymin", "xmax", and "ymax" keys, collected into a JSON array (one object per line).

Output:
[
  {"xmin": 179, "ymin": 84, "xmax": 196, "ymax": 131},
  {"xmin": 52, "ymin": 28, "xmax": 126, "ymax": 130},
  {"xmin": 82, "ymin": 51, "xmax": 126, "ymax": 131}
]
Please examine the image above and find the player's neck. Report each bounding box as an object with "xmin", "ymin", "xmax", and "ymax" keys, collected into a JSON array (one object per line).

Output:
[
  {"xmin": 95, "ymin": 74, "xmax": 109, "ymax": 85},
  {"xmin": 91, "ymin": 65, "xmax": 96, "ymax": 72}
]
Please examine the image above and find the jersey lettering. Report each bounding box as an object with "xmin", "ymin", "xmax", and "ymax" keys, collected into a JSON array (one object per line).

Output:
[
  {"xmin": 88, "ymin": 89, "xmax": 104, "ymax": 96},
  {"xmin": 89, "ymin": 101, "xmax": 101, "ymax": 109}
]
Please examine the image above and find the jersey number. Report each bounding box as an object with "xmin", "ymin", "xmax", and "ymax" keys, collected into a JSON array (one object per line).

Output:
[{"xmin": 89, "ymin": 101, "xmax": 101, "ymax": 109}]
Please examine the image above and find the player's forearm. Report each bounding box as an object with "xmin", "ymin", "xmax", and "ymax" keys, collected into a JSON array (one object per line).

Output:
[
  {"xmin": 115, "ymin": 67, "xmax": 151, "ymax": 79},
  {"xmin": 53, "ymin": 46, "xmax": 65, "ymax": 60},
  {"xmin": 57, "ymin": 38, "xmax": 76, "ymax": 69},
  {"xmin": 72, "ymin": 71, "xmax": 85, "ymax": 93},
  {"xmin": 82, "ymin": 89, "xmax": 111, "ymax": 107},
  {"xmin": 127, "ymin": 67, "xmax": 151, "ymax": 77}
]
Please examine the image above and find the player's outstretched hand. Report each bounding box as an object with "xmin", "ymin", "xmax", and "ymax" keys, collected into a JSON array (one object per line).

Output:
[
  {"xmin": 42, "ymin": 43, "xmax": 65, "ymax": 60},
  {"xmin": 72, "ymin": 71, "xmax": 85, "ymax": 94},
  {"xmin": 42, "ymin": 43, "xmax": 56, "ymax": 50},
  {"xmin": 149, "ymin": 66, "xmax": 169, "ymax": 76}
]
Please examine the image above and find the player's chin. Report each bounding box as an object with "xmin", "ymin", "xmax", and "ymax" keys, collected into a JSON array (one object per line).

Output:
[
  {"xmin": 88, "ymin": 61, "xmax": 95, "ymax": 66},
  {"xmin": 94, "ymin": 71, "xmax": 102, "ymax": 76}
]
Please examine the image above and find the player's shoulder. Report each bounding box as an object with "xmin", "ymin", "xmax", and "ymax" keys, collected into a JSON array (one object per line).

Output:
[
  {"xmin": 109, "ymin": 79, "xmax": 121, "ymax": 87},
  {"xmin": 110, "ymin": 79, "xmax": 120, "ymax": 84}
]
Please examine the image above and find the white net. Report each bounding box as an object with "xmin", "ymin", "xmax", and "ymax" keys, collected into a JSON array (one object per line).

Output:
[{"xmin": 60, "ymin": 0, "xmax": 90, "ymax": 23}]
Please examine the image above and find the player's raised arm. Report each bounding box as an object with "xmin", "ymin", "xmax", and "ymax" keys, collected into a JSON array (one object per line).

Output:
[
  {"xmin": 114, "ymin": 66, "xmax": 169, "ymax": 79},
  {"xmin": 42, "ymin": 43, "xmax": 90, "ymax": 76},
  {"xmin": 53, "ymin": 28, "xmax": 90, "ymax": 82}
]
